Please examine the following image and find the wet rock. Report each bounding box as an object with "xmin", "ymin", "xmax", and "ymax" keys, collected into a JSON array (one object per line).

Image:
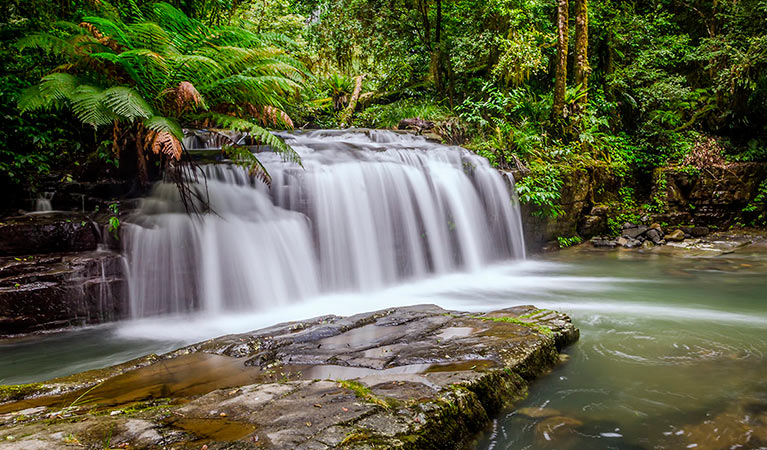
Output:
[
  {"xmin": 621, "ymin": 224, "xmax": 648, "ymax": 239},
  {"xmin": 590, "ymin": 206, "xmax": 608, "ymax": 216},
  {"xmin": 590, "ymin": 237, "xmax": 617, "ymax": 248},
  {"xmin": 0, "ymin": 305, "xmax": 579, "ymax": 450},
  {"xmin": 578, "ymin": 215, "xmax": 605, "ymax": 237},
  {"xmin": 665, "ymin": 229, "xmax": 686, "ymax": 242},
  {"xmin": 681, "ymin": 226, "xmax": 710, "ymax": 237},
  {"xmin": 0, "ymin": 252, "xmax": 127, "ymax": 335},
  {"xmin": 641, "ymin": 240, "xmax": 654, "ymax": 249},
  {"xmin": 397, "ymin": 118, "xmax": 435, "ymax": 132},
  {"xmin": 646, "ymin": 228, "xmax": 663, "ymax": 244},
  {"xmin": 0, "ymin": 213, "xmax": 98, "ymax": 256}
]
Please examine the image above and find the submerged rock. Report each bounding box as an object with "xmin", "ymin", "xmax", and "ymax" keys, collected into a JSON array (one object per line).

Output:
[
  {"xmin": 0, "ymin": 305, "xmax": 578, "ymax": 449},
  {"xmin": 535, "ymin": 415, "xmax": 583, "ymax": 447}
]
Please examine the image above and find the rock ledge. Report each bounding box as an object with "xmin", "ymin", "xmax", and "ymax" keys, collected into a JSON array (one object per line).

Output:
[{"xmin": 0, "ymin": 304, "xmax": 578, "ymax": 449}]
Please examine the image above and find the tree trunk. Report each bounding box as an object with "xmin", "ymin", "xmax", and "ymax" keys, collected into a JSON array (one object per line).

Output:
[
  {"xmin": 573, "ymin": 0, "xmax": 589, "ymax": 106},
  {"xmin": 552, "ymin": 0, "xmax": 569, "ymax": 121},
  {"xmin": 135, "ymin": 125, "xmax": 148, "ymax": 188},
  {"xmin": 430, "ymin": 0, "xmax": 444, "ymax": 94},
  {"xmin": 340, "ymin": 74, "xmax": 366, "ymax": 127}
]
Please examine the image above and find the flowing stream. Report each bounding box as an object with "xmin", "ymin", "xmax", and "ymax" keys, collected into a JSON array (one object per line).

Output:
[{"xmin": 1, "ymin": 130, "xmax": 765, "ymax": 448}]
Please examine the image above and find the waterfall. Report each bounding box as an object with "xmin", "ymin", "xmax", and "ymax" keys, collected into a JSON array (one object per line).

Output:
[
  {"xmin": 35, "ymin": 192, "xmax": 54, "ymax": 212},
  {"xmin": 124, "ymin": 130, "xmax": 525, "ymax": 318}
]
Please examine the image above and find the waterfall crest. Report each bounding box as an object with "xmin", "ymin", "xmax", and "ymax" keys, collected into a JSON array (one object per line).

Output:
[{"xmin": 125, "ymin": 130, "xmax": 525, "ymax": 317}]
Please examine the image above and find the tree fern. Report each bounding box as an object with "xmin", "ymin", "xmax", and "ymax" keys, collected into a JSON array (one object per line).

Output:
[
  {"xmin": 102, "ymin": 86, "xmax": 154, "ymax": 119},
  {"xmin": 19, "ymin": 1, "xmax": 305, "ymax": 191},
  {"xmin": 144, "ymin": 116, "xmax": 183, "ymax": 140},
  {"xmin": 202, "ymin": 113, "xmax": 300, "ymax": 164},
  {"xmin": 70, "ymin": 85, "xmax": 116, "ymax": 126}
]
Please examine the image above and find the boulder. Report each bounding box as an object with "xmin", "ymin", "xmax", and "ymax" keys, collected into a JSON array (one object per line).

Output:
[
  {"xmin": 0, "ymin": 213, "xmax": 98, "ymax": 256},
  {"xmin": 624, "ymin": 238, "xmax": 643, "ymax": 248},
  {"xmin": 0, "ymin": 252, "xmax": 127, "ymax": 334},
  {"xmin": 578, "ymin": 215, "xmax": 605, "ymax": 237},
  {"xmin": 590, "ymin": 237, "xmax": 617, "ymax": 248},
  {"xmin": 645, "ymin": 228, "xmax": 663, "ymax": 244},
  {"xmin": 665, "ymin": 229, "xmax": 686, "ymax": 241},
  {"xmin": 397, "ymin": 118, "xmax": 435, "ymax": 132},
  {"xmin": 590, "ymin": 206, "xmax": 609, "ymax": 216},
  {"xmin": 622, "ymin": 225, "xmax": 648, "ymax": 239}
]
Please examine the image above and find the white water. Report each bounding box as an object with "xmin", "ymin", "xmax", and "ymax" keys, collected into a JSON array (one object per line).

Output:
[
  {"xmin": 35, "ymin": 191, "xmax": 54, "ymax": 211},
  {"xmin": 124, "ymin": 130, "xmax": 526, "ymax": 318}
]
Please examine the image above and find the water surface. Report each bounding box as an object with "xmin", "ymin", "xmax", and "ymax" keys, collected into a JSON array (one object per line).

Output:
[{"xmin": 2, "ymin": 248, "xmax": 765, "ymax": 449}]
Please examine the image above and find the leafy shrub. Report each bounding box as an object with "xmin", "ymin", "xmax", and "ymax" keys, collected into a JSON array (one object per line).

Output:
[{"xmin": 516, "ymin": 164, "xmax": 564, "ymax": 218}]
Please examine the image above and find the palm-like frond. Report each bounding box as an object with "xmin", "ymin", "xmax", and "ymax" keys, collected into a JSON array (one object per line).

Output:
[
  {"xmin": 17, "ymin": 33, "xmax": 75, "ymax": 56},
  {"xmin": 144, "ymin": 115, "xmax": 183, "ymax": 140},
  {"xmin": 202, "ymin": 113, "xmax": 300, "ymax": 164},
  {"xmin": 102, "ymin": 86, "xmax": 154, "ymax": 119},
  {"xmin": 38, "ymin": 73, "xmax": 81, "ymax": 103},
  {"xmin": 19, "ymin": 1, "xmax": 304, "ymax": 171},
  {"xmin": 70, "ymin": 85, "xmax": 118, "ymax": 126}
]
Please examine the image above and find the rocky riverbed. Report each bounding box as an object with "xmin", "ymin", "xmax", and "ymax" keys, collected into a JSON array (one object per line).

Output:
[{"xmin": 0, "ymin": 305, "xmax": 578, "ymax": 449}]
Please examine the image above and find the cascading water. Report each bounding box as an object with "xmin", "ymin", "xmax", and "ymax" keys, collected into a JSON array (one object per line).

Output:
[{"xmin": 124, "ymin": 130, "xmax": 525, "ymax": 318}]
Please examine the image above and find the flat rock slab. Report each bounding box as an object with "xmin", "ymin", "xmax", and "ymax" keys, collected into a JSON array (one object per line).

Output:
[{"xmin": 0, "ymin": 304, "xmax": 578, "ymax": 449}]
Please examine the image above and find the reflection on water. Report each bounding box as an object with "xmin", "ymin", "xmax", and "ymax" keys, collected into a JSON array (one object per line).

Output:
[{"xmin": 1, "ymin": 250, "xmax": 766, "ymax": 449}]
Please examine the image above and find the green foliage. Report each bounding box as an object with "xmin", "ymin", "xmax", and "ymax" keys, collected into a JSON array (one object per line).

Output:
[
  {"xmin": 606, "ymin": 187, "xmax": 642, "ymax": 236},
  {"xmin": 741, "ymin": 180, "xmax": 767, "ymax": 226},
  {"xmin": 557, "ymin": 235, "xmax": 582, "ymax": 248},
  {"xmin": 516, "ymin": 164, "xmax": 564, "ymax": 218},
  {"xmin": 355, "ymin": 98, "xmax": 451, "ymax": 129},
  {"xmin": 107, "ymin": 202, "xmax": 120, "ymax": 239},
  {"xmin": 14, "ymin": 1, "xmax": 305, "ymax": 188}
]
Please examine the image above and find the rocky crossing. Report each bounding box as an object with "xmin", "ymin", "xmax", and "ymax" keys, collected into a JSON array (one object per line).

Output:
[
  {"xmin": 0, "ymin": 305, "xmax": 578, "ymax": 449},
  {"xmin": 589, "ymin": 222, "xmax": 712, "ymax": 249}
]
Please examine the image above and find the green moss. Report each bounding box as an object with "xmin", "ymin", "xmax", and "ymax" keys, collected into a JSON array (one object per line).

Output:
[
  {"xmin": 473, "ymin": 315, "xmax": 554, "ymax": 335},
  {"xmin": 337, "ymin": 380, "xmax": 397, "ymax": 410},
  {"xmin": 0, "ymin": 383, "xmax": 45, "ymax": 402},
  {"xmin": 339, "ymin": 430, "xmax": 372, "ymax": 445}
]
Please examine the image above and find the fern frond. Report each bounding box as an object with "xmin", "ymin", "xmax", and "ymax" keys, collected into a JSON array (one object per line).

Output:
[
  {"xmin": 39, "ymin": 73, "xmax": 80, "ymax": 102},
  {"xmin": 167, "ymin": 54, "xmax": 222, "ymax": 84},
  {"xmin": 201, "ymin": 75, "xmax": 298, "ymax": 106},
  {"xmin": 102, "ymin": 86, "xmax": 154, "ymax": 119},
  {"xmin": 128, "ymin": 23, "xmax": 172, "ymax": 53},
  {"xmin": 17, "ymin": 33, "xmax": 73, "ymax": 57},
  {"xmin": 222, "ymin": 144, "xmax": 271, "ymax": 185},
  {"xmin": 144, "ymin": 115, "xmax": 183, "ymax": 140},
  {"xmin": 70, "ymin": 85, "xmax": 117, "ymax": 126},
  {"xmin": 200, "ymin": 112, "xmax": 300, "ymax": 164},
  {"xmin": 146, "ymin": 130, "xmax": 182, "ymax": 159},
  {"xmin": 82, "ymin": 17, "xmax": 133, "ymax": 49},
  {"xmin": 151, "ymin": 3, "xmax": 207, "ymax": 50},
  {"xmin": 17, "ymin": 85, "xmax": 52, "ymax": 112}
]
